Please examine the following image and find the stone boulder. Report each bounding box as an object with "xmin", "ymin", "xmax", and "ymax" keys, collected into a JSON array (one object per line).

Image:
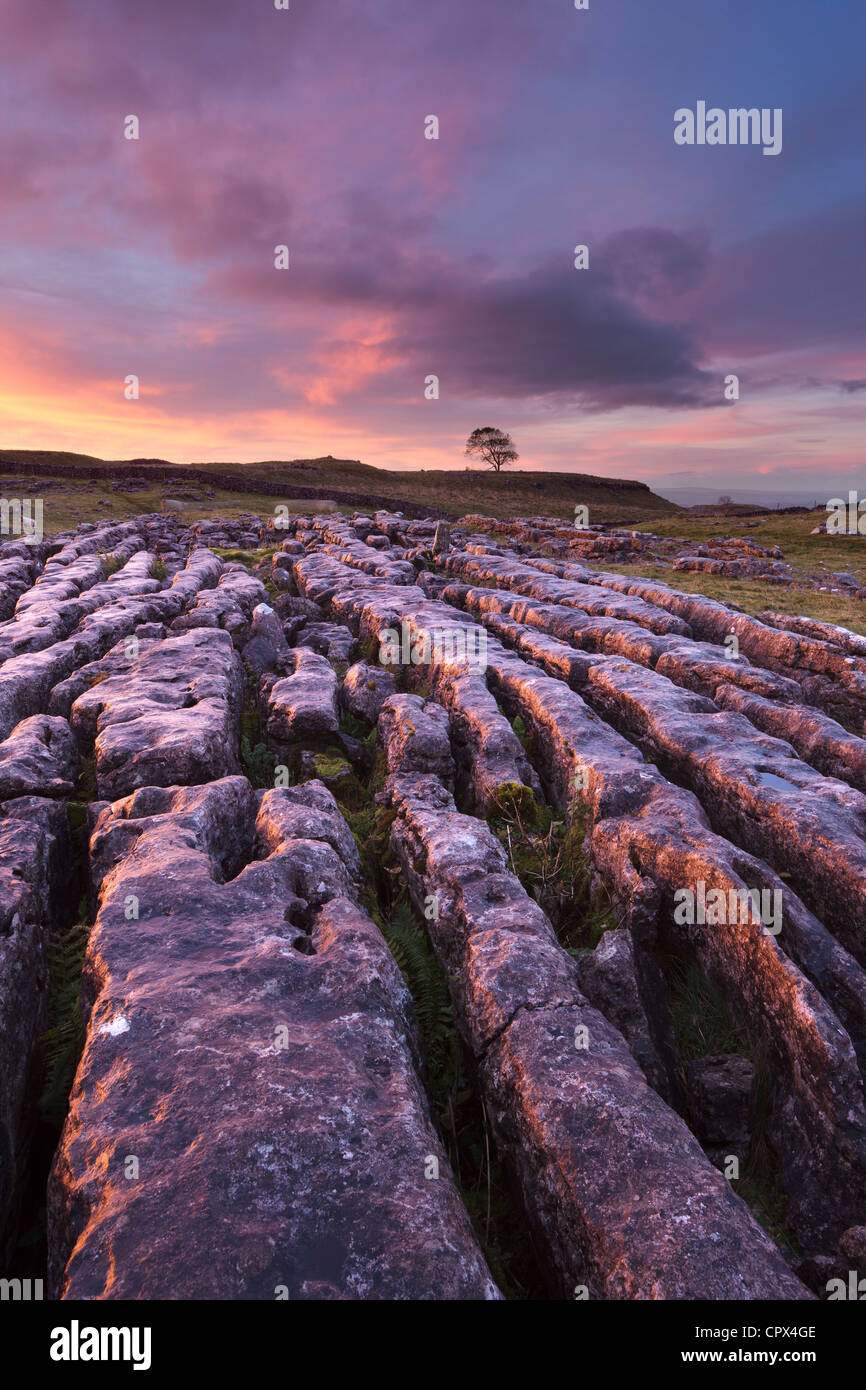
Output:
[
  {"xmin": 340, "ymin": 661, "xmax": 397, "ymax": 725},
  {"xmin": 265, "ymin": 647, "xmax": 340, "ymax": 750},
  {"xmin": 378, "ymin": 694, "xmax": 455, "ymax": 787},
  {"xmin": 0, "ymin": 714, "xmax": 79, "ymax": 799}
]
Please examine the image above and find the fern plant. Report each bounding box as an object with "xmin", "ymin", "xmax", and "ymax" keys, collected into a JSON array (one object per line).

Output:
[
  {"xmin": 39, "ymin": 922, "xmax": 91, "ymax": 1129},
  {"xmin": 241, "ymin": 735, "xmax": 277, "ymax": 788},
  {"xmin": 341, "ymin": 765, "xmax": 544, "ymax": 1295},
  {"xmin": 381, "ymin": 901, "xmax": 457, "ymax": 1095}
]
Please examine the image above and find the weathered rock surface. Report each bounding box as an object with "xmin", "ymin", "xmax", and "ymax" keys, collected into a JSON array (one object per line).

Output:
[
  {"xmin": 0, "ymin": 798, "xmax": 73, "ymax": 1260},
  {"xmin": 341, "ymin": 660, "xmax": 397, "ymax": 724},
  {"xmin": 587, "ymin": 572, "xmax": 866, "ymax": 729},
  {"xmin": 482, "ymin": 608, "xmax": 866, "ymax": 1072},
  {"xmin": 295, "ymin": 620, "xmax": 356, "ymax": 665},
  {"xmin": 383, "ymin": 771, "xmax": 809, "ymax": 1299},
  {"xmin": 320, "ymin": 535, "xmax": 416, "ymax": 585},
  {"xmin": 70, "ymin": 628, "xmax": 244, "ymax": 798},
  {"xmin": 5, "ymin": 503, "xmax": 864, "ymax": 1300},
  {"xmin": 0, "ymin": 546, "xmax": 222, "ymax": 740},
  {"xmin": 171, "ymin": 566, "xmax": 266, "ymax": 646},
  {"xmin": 441, "ymin": 550, "xmax": 692, "ymax": 638},
  {"xmin": 759, "ymin": 611, "xmax": 866, "ymax": 659},
  {"xmin": 0, "ymin": 541, "xmax": 150, "ymax": 660},
  {"xmin": 0, "ymin": 553, "xmax": 38, "ymax": 622},
  {"xmin": 714, "ymin": 682, "xmax": 866, "ymax": 791},
  {"xmin": 240, "ymin": 600, "xmax": 291, "ymax": 675},
  {"xmin": 451, "ymin": 580, "xmax": 803, "ymax": 706},
  {"xmin": 576, "ymin": 927, "xmax": 680, "ymax": 1105},
  {"xmin": 838, "ymin": 1225, "xmax": 866, "ymax": 1263},
  {"xmin": 378, "ymin": 694, "xmax": 455, "ymax": 786},
  {"xmin": 251, "ymin": 601, "xmax": 288, "ymax": 652},
  {"xmin": 48, "ymin": 778, "xmax": 499, "ymax": 1300},
  {"xmin": 428, "ymin": 659, "xmax": 541, "ymax": 814},
  {"xmin": 477, "ymin": 631, "xmax": 866, "ymax": 1246},
  {"xmin": 0, "ymin": 714, "xmax": 79, "ymax": 799},
  {"xmin": 575, "ymin": 658, "xmax": 866, "ymax": 973},
  {"xmin": 686, "ymin": 1055, "xmax": 757, "ymax": 1167},
  {"xmin": 47, "ymin": 627, "xmax": 168, "ymax": 719},
  {"xmin": 265, "ymin": 646, "xmax": 339, "ymax": 750},
  {"xmin": 259, "ymin": 533, "xmax": 866, "ymax": 1248},
  {"xmin": 536, "ymin": 643, "xmax": 866, "ymax": 965}
]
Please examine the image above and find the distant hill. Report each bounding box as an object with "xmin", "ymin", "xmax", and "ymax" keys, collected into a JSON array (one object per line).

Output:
[
  {"xmin": 656, "ymin": 485, "xmax": 829, "ymax": 509},
  {"xmin": 0, "ymin": 450, "xmax": 679, "ymax": 523}
]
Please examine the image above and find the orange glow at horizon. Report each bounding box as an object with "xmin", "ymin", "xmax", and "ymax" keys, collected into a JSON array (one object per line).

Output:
[{"xmin": 0, "ymin": 323, "xmax": 863, "ymax": 483}]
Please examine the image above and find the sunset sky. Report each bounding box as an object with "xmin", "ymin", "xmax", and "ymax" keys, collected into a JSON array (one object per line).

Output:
[{"xmin": 0, "ymin": 0, "xmax": 863, "ymax": 493}]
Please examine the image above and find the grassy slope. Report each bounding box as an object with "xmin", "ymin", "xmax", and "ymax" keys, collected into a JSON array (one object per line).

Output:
[
  {"xmin": 0, "ymin": 450, "xmax": 675, "ymax": 524},
  {"xmin": 200, "ymin": 457, "xmax": 675, "ymax": 522},
  {"xmin": 12, "ymin": 481, "xmax": 340, "ymax": 535}
]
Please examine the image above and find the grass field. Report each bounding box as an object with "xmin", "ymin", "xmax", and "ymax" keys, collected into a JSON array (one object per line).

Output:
[
  {"xmin": 3, "ymin": 450, "xmax": 864, "ymax": 635},
  {"xmin": 601, "ymin": 509, "xmax": 866, "ymax": 634},
  {"xmin": 2, "ymin": 480, "xmax": 340, "ymax": 535},
  {"xmin": 0, "ymin": 450, "xmax": 676, "ymax": 524}
]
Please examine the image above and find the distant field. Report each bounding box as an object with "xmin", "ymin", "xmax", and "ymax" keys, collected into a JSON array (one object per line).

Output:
[
  {"xmin": 3, "ymin": 450, "xmax": 864, "ymax": 634},
  {"xmin": 0, "ymin": 481, "xmax": 341, "ymax": 536},
  {"xmin": 586, "ymin": 510, "xmax": 866, "ymax": 635},
  {"xmin": 0, "ymin": 450, "xmax": 677, "ymax": 524}
]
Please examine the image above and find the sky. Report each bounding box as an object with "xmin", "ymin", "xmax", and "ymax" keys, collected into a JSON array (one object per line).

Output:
[{"xmin": 0, "ymin": 0, "xmax": 863, "ymax": 494}]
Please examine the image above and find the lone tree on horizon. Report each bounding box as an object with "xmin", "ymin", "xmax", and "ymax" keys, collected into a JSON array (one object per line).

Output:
[{"xmin": 465, "ymin": 426, "xmax": 519, "ymax": 472}]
